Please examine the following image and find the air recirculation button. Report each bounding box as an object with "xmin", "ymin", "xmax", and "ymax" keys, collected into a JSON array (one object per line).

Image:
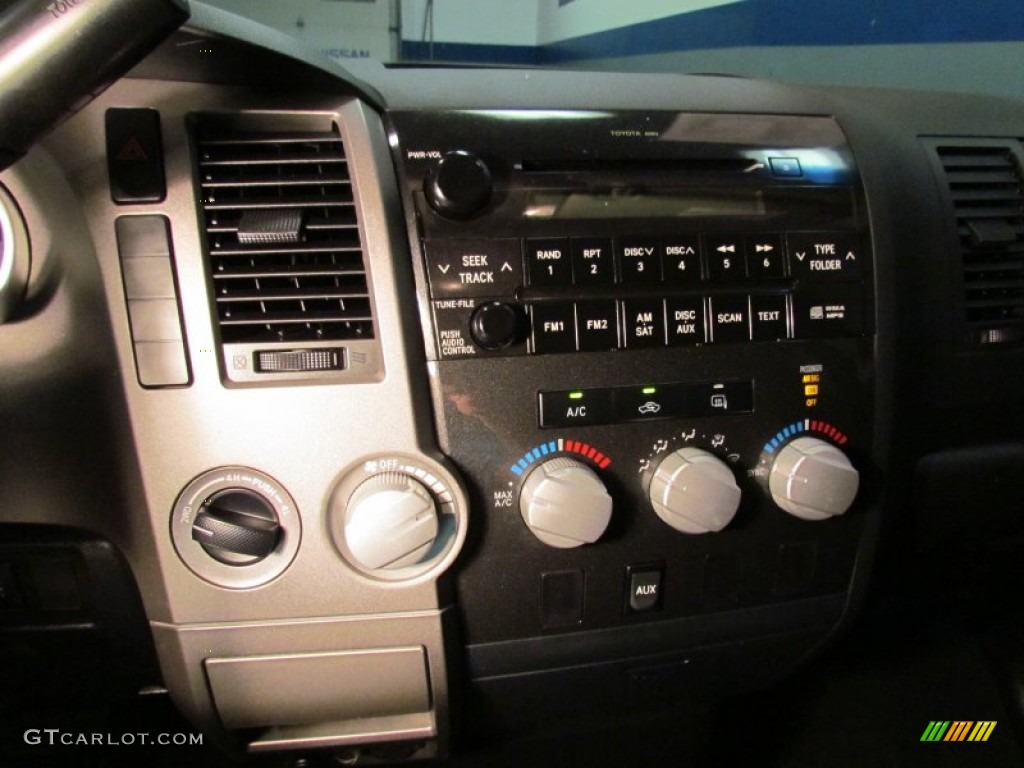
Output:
[{"xmin": 191, "ymin": 489, "xmax": 281, "ymax": 565}]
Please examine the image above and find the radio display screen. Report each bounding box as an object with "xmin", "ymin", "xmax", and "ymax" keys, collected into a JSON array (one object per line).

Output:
[{"xmin": 522, "ymin": 188, "xmax": 766, "ymax": 219}]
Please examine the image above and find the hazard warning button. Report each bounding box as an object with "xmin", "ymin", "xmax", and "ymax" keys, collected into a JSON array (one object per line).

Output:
[{"xmin": 105, "ymin": 108, "xmax": 166, "ymax": 204}]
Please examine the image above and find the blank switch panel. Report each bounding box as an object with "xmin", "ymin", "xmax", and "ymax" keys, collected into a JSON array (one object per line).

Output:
[{"xmin": 115, "ymin": 216, "xmax": 191, "ymax": 387}]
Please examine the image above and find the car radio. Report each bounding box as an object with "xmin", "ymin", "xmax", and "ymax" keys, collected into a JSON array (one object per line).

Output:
[{"xmin": 390, "ymin": 108, "xmax": 876, "ymax": 717}]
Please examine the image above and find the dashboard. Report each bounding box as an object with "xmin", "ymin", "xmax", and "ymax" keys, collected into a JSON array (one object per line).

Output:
[{"xmin": 2, "ymin": 4, "xmax": 1024, "ymax": 766}]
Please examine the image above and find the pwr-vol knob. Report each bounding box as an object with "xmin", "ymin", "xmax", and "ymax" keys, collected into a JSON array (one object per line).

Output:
[
  {"xmin": 424, "ymin": 151, "xmax": 493, "ymax": 219},
  {"xmin": 769, "ymin": 436, "xmax": 859, "ymax": 521},
  {"xmin": 648, "ymin": 447, "xmax": 741, "ymax": 533},
  {"xmin": 519, "ymin": 457, "xmax": 613, "ymax": 548},
  {"xmin": 343, "ymin": 472, "xmax": 439, "ymax": 570}
]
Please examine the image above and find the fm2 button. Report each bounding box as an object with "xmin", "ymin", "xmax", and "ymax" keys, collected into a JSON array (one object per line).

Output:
[{"xmin": 626, "ymin": 566, "xmax": 664, "ymax": 613}]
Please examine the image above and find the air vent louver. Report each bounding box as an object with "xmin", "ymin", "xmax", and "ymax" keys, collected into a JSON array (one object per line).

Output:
[
  {"xmin": 936, "ymin": 143, "xmax": 1024, "ymax": 345},
  {"xmin": 195, "ymin": 124, "xmax": 375, "ymax": 347}
]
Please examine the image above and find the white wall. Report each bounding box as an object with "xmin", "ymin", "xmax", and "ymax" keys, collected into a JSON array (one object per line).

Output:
[
  {"xmin": 203, "ymin": 0, "xmax": 395, "ymax": 61},
  {"xmin": 571, "ymin": 42, "xmax": 1024, "ymax": 100},
  {"xmin": 536, "ymin": 0, "xmax": 741, "ymax": 44},
  {"xmin": 400, "ymin": 0, "xmax": 538, "ymax": 46}
]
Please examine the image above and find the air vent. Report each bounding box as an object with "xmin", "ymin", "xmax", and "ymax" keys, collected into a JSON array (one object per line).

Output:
[
  {"xmin": 193, "ymin": 117, "xmax": 381, "ymax": 382},
  {"xmin": 935, "ymin": 143, "xmax": 1024, "ymax": 345}
]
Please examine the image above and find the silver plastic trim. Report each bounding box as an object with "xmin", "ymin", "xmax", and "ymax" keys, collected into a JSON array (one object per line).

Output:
[{"xmin": 0, "ymin": 183, "xmax": 29, "ymax": 322}]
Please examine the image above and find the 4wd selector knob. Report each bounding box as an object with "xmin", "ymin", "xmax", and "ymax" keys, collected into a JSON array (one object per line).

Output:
[
  {"xmin": 191, "ymin": 489, "xmax": 281, "ymax": 565},
  {"xmin": 344, "ymin": 472, "xmax": 439, "ymax": 570},
  {"xmin": 424, "ymin": 151, "xmax": 493, "ymax": 219},
  {"xmin": 519, "ymin": 457, "xmax": 612, "ymax": 548},
  {"xmin": 648, "ymin": 447, "xmax": 741, "ymax": 533},
  {"xmin": 769, "ymin": 437, "xmax": 859, "ymax": 520}
]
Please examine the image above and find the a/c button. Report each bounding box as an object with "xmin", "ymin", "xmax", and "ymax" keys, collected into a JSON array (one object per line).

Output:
[{"xmin": 538, "ymin": 389, "xmax": 612, "ymax": 428}]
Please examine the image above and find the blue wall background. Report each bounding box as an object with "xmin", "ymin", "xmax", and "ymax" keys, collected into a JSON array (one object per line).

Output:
[{"xmin": 401, "ymin": 0, "xmax": 1024, "ymax": 98}]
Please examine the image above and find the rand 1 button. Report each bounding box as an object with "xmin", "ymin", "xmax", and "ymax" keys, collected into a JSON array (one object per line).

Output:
[
  {"xmin": 576, "ymin": 301, "xmax": 619, "ymax": 352},
  {"xmin": 666, "ymin": 297, "xmax": 707, "ymax": 345},
  {"xmin": 622, "ymin": 299, "xmax": 666, "ymax": 349},
  {"xmin": 751, "ymin": 294, "xmax": 790, "ymax": 341},
  {"xmin": 527, "ymin": 238, "xmax": 573, "ymax": 286},
  {"xmin": 538, "ymin": 389, "xmax": 613, "ymax": 428},
  {"xmin": 788, "ymin": 232, "xmax": 864, "ymax": 281},
  {"xmin": 424, "ymin": 239, "xmax": 522, "ymax": 298},
  {"xmin": 571, "ymin": 238, "xmax": 615, "ymax": 284},
  {"xmin": 531, "ymin": 303, "xmax": 577, "ymax": 354},
  {"xmin": 617, "ymin": 238, "xmax": 662, "ymax": 283},
  {"xmin": 709, "ymin": 295, "xmax": 751, "ymax": 343}
]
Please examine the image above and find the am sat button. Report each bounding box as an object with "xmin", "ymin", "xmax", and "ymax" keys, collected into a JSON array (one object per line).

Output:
[{"xmin": 538, "ymin": 389, "xmax": 612, "ymax": 428}]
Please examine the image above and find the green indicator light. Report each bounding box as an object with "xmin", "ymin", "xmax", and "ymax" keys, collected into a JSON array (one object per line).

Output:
[
  {"xmin": 641, "ymin": 387, "xmax": 657, "ymax": 395},
  {"xmin": 568, "ymin": 391, "xmax": 585, "ymax": 400}
]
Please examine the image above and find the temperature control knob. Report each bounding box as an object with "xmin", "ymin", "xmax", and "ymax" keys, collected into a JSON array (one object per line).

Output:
[
  {"xmin": 519, "ymin": 457, "xmax": 613, "ymax": 548},
  {"xmin": 769, "ymin": 436, "xmax": 859, "ymax": 521},
  {"xmin": 648, "ymin": 447, "xmax": 741, "ymax": 534},
  {"xmin": 424, "ymin": 151, "xmax": 493, "ymax": 219},
  {"xmin": 343, "ymin": 472, "xmax": 439, "ymax": 570}
]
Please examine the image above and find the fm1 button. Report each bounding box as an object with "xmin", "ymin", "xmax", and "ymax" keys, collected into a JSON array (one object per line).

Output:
[
  {"xmin": 626, "ymin": 566, "xmax": 663, "ymax": 613},
  {"xmin": 531, "ymin": 303, "xmax": 577, "ymax": 354}
]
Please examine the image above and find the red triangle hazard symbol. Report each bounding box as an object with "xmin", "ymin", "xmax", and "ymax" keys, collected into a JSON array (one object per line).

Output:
[{"xmin": 117, "ymin": 136, "xmax": 149, "ymax": 162}]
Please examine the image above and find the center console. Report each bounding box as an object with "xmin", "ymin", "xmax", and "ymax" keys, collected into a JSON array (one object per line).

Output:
[{"xmin": 389, "ymin": 108, "xmax": 877, "ymax": 727}]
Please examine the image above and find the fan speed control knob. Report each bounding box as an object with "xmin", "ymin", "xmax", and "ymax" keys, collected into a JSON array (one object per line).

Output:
[
  {"xmin": 648, "ymin": 447, "xmax": 741, "ymax": 533},
  {"xmin": 769, "ymin": 437, "xmax": 859, "ymax": 520},
  {"xmin": 344, "ymin": 472, "xmax": 439, "ymax": 570},
  {"xmin": 519, "ymin": 457, "xmax": 612, "ymax": 548}
]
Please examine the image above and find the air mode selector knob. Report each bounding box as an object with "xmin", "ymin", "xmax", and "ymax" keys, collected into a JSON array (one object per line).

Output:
[
  {"xmin": 344, "ymin": 472, "xmax": 440, "ymax": 570},
  {"xmin": 519, "ymin": 457, "xmax": 613, "ymax": 548},
  {"xmin": 769, "ymin": 436, "xmax": 859, "ymax": 521},
  {"xmin": 424, "ymin": 151, "xmax": 493, "ymax": 219},
  {"xmin": 648, "ymin": 447, "xmax": 741, "ymax": 534}
]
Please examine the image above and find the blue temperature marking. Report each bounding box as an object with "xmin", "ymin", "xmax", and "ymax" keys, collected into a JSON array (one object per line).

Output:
[
  {"xmin": 764, "ymin": 421, "xmax": 806, "ymax": 454},
  {"xmin": 510, "ymin": 441, "xmax": 561, "ymax": 476}
]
